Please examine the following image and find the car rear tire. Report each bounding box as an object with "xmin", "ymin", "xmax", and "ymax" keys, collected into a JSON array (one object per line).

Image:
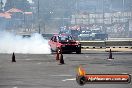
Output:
[
  {"xmin": 50, "ymin": 48, "xmax": 54, "ymax": 53},
  {"xmin": 76, "ymin": 49, "xmax": 81, "ymax": 54}
]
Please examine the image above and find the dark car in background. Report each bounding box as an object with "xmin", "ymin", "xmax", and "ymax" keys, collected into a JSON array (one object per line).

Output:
[{"xmin": 49, "ymin": 34, "xmax": 81, "ymax": 54}]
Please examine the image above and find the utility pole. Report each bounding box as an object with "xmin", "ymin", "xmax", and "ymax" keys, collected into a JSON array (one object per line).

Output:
[
  {"xmin": 102, "ymin": 0, "xmax": 105, "ymax": 34},
  {"xmin": 0, "ymin": 0, "xmax": 3, "ymax": 12},
  {"xmin": 122, "ymin": 0, "xmax": 124, "ymax": 23},
  {"xmin": 102, "ymin": 0, "xmax": 108, "ymax": 35},
  {"xmin": 75, "ymin": 0, "xmax": 78, "ymax": 25},
  {"xmin": 38, "ymin": 0, "xmax": 40, "ymax": 34}
]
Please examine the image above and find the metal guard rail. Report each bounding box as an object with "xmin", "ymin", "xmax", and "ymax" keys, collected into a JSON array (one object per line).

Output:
[{"xmin": 80, "ymin": 40, "xmax": 132, "ymax": 49}]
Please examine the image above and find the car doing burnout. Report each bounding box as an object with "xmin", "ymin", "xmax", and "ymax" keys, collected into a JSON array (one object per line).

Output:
[{"xmin": 49, "ymin": 34, "xmax": 81, "ymax": 54}]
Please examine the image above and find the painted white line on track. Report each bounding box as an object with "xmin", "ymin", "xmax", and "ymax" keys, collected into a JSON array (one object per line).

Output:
[
  {"xmin": 37, "ymin": 62, "xmax": 41, "ymax": 64},
  {"xmin": 107, "ymin": 59, "xmax": 114, "ymax": 61},
  {"xmin": 121, "ymin": 73, "xmax": 129, "ymax": 74},
  {"xmin": 13, "ymin": 87, "xmax": 18, "ymax": 88},
  {"xmin": 62, "ymin": 78, "xmax": 76, "ymax": 82},
  {"xmin": 49, "ymin": 55, "xmax": 54, "ymax": 57},
  {"xmin": 25, "ymin": 59, "xmax": 31, "ymax": 60},
  {"xmin": 85, "ymin": 56, "xmax": 89, "ymax": 58}
]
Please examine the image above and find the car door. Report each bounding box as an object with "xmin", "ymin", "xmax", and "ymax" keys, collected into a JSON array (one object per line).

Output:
[
  {"xmin": 49, "ymin": 36, "xmax": 54, "ymax": 50},
  {"xmin": 52, "ymin": 36, "xmax": 57, "ymax": 51}
]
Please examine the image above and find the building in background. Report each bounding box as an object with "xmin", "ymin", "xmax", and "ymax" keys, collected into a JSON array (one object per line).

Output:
[
  {"xmin": 0, "ymin": 0, "xmax": 132, "ymax": 37},
  {"xmin": 69, "ymin": 0, "xmax": 132, "ymax": 38}
]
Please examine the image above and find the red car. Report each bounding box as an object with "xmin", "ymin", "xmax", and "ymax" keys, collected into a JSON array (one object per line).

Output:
[{"xmin": 49, "ymin": 34, "xmax": 81, "ymax": 54}]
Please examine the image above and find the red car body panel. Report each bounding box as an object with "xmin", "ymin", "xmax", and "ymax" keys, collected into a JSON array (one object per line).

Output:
[{"xmin": 49, "ymin": 34, "xmax": 81, "ymax": 53}]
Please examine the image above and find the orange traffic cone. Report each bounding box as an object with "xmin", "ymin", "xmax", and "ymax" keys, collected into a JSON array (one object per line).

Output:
[
  {"xmin": 56, "ymin": 49, "xmax": 60, "ymax": 60},
  {"xmin": 58, "ymin": 48, "xmax": 65, "ymax": 65},
  {"xmin": 12, "ymin": 52, "xmax": 16, "ymax": 62},
  {"xmin": 59, "ymin": 53, "xmax": 65, "ymax": 65},
  {"xmin": 107, "ymin": 49, "xmax": 114, "ymax": 60}
]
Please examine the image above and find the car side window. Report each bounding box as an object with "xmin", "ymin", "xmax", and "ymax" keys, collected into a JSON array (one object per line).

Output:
[
  {"xmin": 68, "ymin": 36, "xmax": 74, "ymax": 41},
  {"xmin": 51, "ymin": 36, "xmax": 54, "ymax": 41},
  {"xmin": 54, "ymin": 36, "xmax": 57, "ymax": 42}
]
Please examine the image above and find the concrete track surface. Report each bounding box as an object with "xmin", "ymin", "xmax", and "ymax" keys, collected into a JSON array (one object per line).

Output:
[{"xmin": 0, "ymin": 50, "xmax": 132, "ymax": 88}]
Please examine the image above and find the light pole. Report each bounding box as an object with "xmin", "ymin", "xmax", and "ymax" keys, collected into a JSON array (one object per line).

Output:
[
  {"xmin": 0, "ymin": 0, "xmax": 3, "ymax": 12},
  {"xmin": 102, "ymin": 0, "xmax": 105, "ymax": 34},
  {"xmin": 102, "ymin": 0, "xmax": 107, "ymax": 34},
  {"xmin": 75, "ymin": 0, "xmax": 78, "ymax": 25},
  {"xmin": 38, "ymin": 0, "xmax": 40, "ymax": 34}
]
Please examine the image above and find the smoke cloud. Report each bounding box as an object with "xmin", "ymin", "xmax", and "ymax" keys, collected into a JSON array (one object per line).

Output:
[{"xmin": 0, "ymin": 31, "xmax": 51, "ymax": 54}]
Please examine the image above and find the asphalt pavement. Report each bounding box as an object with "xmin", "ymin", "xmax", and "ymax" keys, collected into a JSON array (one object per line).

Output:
[{"xmin": 0, "ymin": 50, "xmax": 132, "ymax": 88}]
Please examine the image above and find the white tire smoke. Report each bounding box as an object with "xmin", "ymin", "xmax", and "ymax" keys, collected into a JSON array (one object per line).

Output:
[{"xmin": 0, "ymin": 31, "xmax": 51, "ymax": 54}]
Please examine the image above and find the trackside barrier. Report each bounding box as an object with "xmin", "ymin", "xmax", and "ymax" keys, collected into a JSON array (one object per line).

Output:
[
  {"xmin": 80, "ymin": 40, "xmax": 132, "ymax": 49},
  {"xmin": 105, "ymin": 40, "xmax": 132, "ymax": 46},
  {"xmin": 42, "ymin": 34, "xmax": 53, "ymax": 39}
]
